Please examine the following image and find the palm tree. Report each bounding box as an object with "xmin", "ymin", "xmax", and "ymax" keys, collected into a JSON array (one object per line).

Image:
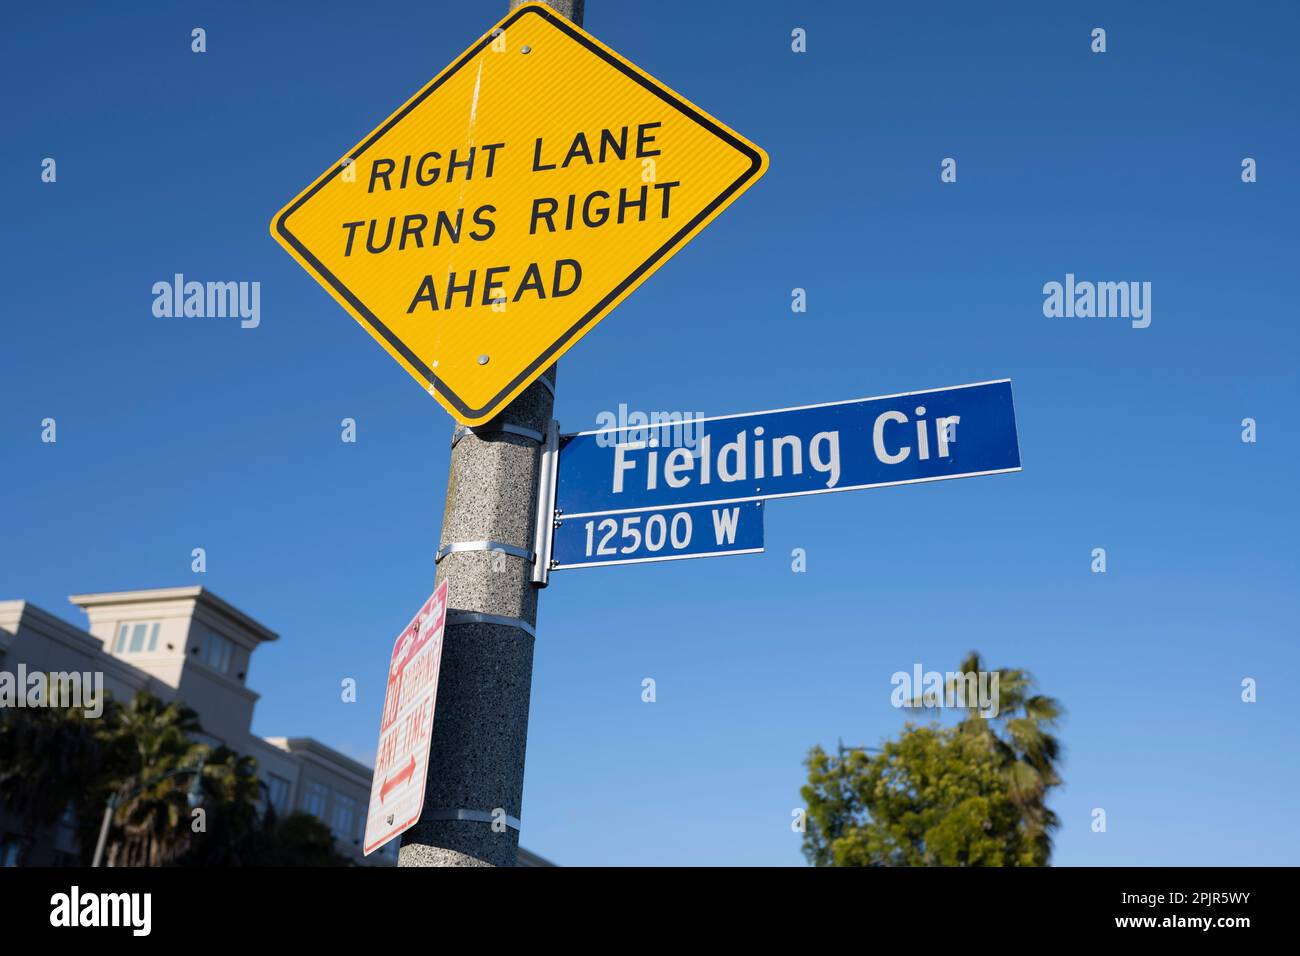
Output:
[
  {"xmin": 181, "ymin": 746, "xmax": 266, "ymax": 865},
  {"xmin": 948, "ymin": 651, "xmax": 1063, "ymax": 864},
  {"xmin": 1, "ymin": 687, "xmax": 351, "ymax": 867},
  {"xmin": 101, "ymin": 693, "xmax": 209, "ymax": 867}
]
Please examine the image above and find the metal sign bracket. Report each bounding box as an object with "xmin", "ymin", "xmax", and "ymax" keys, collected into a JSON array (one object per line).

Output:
[{"xmin": 531, "ymin": 418, "xmax": 560, "ymax": 587}]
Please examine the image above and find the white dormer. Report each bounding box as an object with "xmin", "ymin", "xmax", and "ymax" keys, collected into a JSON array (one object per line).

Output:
[{"xmin": 68, "ymin": 586, "xmax": 278, "ymax": 745}]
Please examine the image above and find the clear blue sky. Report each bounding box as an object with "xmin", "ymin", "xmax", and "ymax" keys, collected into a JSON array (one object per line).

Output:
[{"xmin": 2, "ymin": 0, "xmax": 1296, "ymax": 866}]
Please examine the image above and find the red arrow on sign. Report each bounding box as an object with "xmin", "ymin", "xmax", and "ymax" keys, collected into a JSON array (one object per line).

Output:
[{"xmin": 380, "ymin": 756, "xmax": 416, "ymax": 803}]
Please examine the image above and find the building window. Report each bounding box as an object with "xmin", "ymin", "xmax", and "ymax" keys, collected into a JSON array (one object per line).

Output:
[
  {"xmin": 266, "ymin": 774, "xmax": 291, "ymax": 815},
  {"xmin": 301, "ymin": 780, "xmax": 328, "ymax": 818},
  {"xmin": 0, "ymin": 836, "xmax": 22, "ymax": 867},
  {"xmin": 115, "ymin": 621, "xmax": 159, "ymax": 654},
  {"xmin": 200, "ymin": 631, "xmax": 235, "ymax": 674},
  {"xmin": 331, "ymin": 794, "xmax": 357, "ymax": 841},
  {"xmin": 54, "ymin": 804, "xmax": 78, "ymax": 854}
]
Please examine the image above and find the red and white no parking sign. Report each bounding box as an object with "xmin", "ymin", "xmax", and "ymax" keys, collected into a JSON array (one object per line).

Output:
[{"xmin": 363, "ymin": 580, "xmax": 448, "ymax": 856}]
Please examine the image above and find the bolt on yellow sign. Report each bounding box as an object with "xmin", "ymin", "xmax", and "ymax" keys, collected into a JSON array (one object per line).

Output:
[{"xmin": 271, "ymin": 2, "xmax": 767, "ymax": 425}]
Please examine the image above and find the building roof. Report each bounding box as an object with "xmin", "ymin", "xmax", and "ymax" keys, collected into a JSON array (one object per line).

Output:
[{"xmin": 68, "ymin": 586, "xmax": 279, "ymax": 643}]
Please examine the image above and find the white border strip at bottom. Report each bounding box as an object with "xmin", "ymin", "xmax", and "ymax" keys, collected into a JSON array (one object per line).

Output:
[
  {"xmin": 554, "ymin": 545, "xmax": 764, "ymax": 571},
  {"xmin": 560, "ymin": 467, "xmax": 1022, "ymax": 519}
]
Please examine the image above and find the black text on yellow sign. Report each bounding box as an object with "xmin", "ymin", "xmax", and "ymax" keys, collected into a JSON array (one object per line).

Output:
[{"xmin": 270, "ymin": 2, "xmax": 767, "ymax": 425}]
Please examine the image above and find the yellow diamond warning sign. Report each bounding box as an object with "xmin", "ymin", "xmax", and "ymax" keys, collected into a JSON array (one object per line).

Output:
[{"xmin": 270, "ymin": 2, "xmax": 767, "ymax": 425}]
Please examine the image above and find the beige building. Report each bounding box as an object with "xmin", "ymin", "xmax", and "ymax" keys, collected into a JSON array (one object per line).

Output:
[{"xmin": 0, "ymin": 586, "xmax": 552, "ymax": 867}]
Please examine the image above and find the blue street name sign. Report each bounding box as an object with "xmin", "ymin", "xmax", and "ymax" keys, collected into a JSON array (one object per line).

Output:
[
  {"xmin": 552, "ymin": 501, "xmax": 764, "ymax": 570},
  {"xmin": 556, "ymin": 379, "xmax": 1021, "ymax": 517}
]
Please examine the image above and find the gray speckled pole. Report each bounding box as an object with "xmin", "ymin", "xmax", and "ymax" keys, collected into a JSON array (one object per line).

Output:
[
  {"xmin": 399, "ymin": 0, "xmax": 582, "ymax": 869},
  {"xmin": 511, "ymin": 0, "xmax": 583, "ymax": 24},
  {"xmin": 399, "ymin": 368, "xmax": 554, "ymax": 867}
]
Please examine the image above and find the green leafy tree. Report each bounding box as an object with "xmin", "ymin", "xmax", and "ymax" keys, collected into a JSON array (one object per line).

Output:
[
  {"xmin": 260, "ymin": 811, "xmax": 353, "ymax": 867},
  {"xmin": 801, "ymin": 652, "xmax": 1063, "ymax": 867}
]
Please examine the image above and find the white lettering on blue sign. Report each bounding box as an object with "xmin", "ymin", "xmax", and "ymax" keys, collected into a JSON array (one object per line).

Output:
[{"xmin": 557, "ymin": 380, "xmax": 1020, "ymax": 517}]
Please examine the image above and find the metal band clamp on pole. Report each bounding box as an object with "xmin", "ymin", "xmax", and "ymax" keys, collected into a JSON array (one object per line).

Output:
[
  {"xmin": 444, "ymin": 610, "xmax": 536, "ymax": 638},
  {"xmin": 452, "ymin": 422, "xmax": 545, "ymax": 448},
  {"xmin": 421, "ymin": 808, "xmax": 521, "ymax": 831},
  {"xmin": 435, "ymin": 540, "xmax": 534, "ymax": 564}
]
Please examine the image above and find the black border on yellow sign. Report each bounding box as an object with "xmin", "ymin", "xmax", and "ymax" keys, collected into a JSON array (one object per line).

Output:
[{"xmin": 274, "ymin": 3, "xmax": 765, "ymax": 422}]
